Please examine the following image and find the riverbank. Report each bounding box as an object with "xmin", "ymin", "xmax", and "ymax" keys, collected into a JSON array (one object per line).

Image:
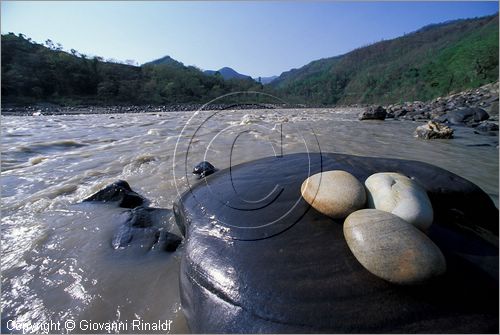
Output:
[
  {"xmin": 385, "ymin": 81, "xmax": 499, "ymax": 122},
  {"xmin": 1, "ymin": 102, "xmax": 309, "ymax": 116},
  {"xmin": 2, "ymin": 82, "xmax": 498, "ymax": 122}
]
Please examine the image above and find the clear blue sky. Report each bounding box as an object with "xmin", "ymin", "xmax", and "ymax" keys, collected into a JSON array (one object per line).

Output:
[{"xmin": 1, "ymin": 1, "xmax": 498, "ymax": 77}]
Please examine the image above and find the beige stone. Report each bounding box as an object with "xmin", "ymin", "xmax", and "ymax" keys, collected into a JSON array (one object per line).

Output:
[
  {"xmin": 344, "ymin": 209, "xmax": 446, "ymax": 285},
  {"xmin": 365, "ymin": 172, "xmax": 433, "ymax": 231},
  {"xmin": 414, "ymin": 121, "xmax": 454, "ymax": 139},
  {"xmin": 301, "ymin": 170, "xmax": 366, "ymax": 219}
]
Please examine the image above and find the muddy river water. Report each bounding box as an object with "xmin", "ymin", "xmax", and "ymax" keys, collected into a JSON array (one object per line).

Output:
[{"xmin": 1, "ymin": 108, "xmax": 498, "ymax": 333}]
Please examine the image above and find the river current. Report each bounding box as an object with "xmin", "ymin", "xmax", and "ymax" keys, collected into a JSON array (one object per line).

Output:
[{"xmin": 1, "ymin": 108, "xmax": 498, "ymax": 333}]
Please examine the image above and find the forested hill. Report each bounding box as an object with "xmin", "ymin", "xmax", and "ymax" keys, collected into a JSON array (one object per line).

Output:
[
  {"xmin": 1, "ymin": 33, "xmax": 261, "ymax": 106},
  {"xmin": 270, "ymin": 14, "xmax": 499, "ymax": 105},
  {"xmin": 204, "ymin": 67, "xmax": 253, "ymax": 80},
  {"xmin": 1, "ymin": 13, "xmax": 498, "ymax": 107}
]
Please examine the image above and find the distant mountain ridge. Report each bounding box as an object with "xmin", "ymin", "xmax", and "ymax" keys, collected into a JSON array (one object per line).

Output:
[
  {"xmin": 204, "ymin": 67, "xmax": 253, "ymax": 80},
  {"xmin": 143, "ymin": 55, "xmax": 184, "ymax": 67},
  {"xmin": 259, "ymin": 75, "xmax": 278, "ymax": 84},
  {"xmin": 204, "ymin": 67, "xmax": 277, "ymax": 84},
  {"xmin": 269, "ymin": 14, "xmax": 499, "ymax": 105}
]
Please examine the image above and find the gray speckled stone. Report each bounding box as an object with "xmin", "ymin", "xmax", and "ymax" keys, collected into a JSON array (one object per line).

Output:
[
  {"xmin": 301, "ymin": 170, "xmax": 366, "ymax": 219},
  {"xmin": 344, "ymin": 209, "xmax": 446, "ymax": 284},
  {"xmin": 365, "ymin": 172, "xmax": 433, "ymax": 231}
]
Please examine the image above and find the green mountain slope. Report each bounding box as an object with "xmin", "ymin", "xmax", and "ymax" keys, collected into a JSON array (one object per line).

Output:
[
  {"xmin": 1, "ymin": 34, "xmax": 261, "ymax": 105},
  {"xmin": 270, "ymin": 14, "xmax": 499, "ymax": 105},
  {"xmin": 143, "ymin": 55, "xmax": 185, "ymax": 67},
  {"xmin": 204, "ymin": 67, "xmax": 253, "ymax": 80}
]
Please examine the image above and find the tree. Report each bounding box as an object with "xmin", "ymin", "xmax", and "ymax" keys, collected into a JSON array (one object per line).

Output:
[{"xmin": 45, "ymin": 39, "xmax": 54, "ymax": 50}]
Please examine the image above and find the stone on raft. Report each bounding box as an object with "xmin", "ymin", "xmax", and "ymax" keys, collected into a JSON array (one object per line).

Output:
[
  {"xmin": 300, "ymin": 170, "xmax": 366, "ymax": 219},
  {"xmin": 173, "ymin": 153, "xmax": 498, "ymax": 333},
  {"xmin": 365, "ymin": 172, "xmax": 433, "ymax": 231},
  {"xmin": 192, "ymin": 161, "xmax": 217, "ymax": 179},
  {"xmin": 344, "ymin": 209, "xmax": 446, "ymax": 284}
]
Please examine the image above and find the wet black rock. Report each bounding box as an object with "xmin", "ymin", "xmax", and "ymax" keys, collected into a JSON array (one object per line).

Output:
[
  {"xmin": 359, "ymin": 105, "xmax": 387, "ymax": 120},
  {"xmin": 475, "ymin": 121, "xmax": 499, "ymax": 132},
  {"xmin": 174, "ymin": 153, "xmax": 498, "ymax": 333},
  {"xmin": 111, "ymin": 207, "xmax": 182, "ymax": 252},
  {"xmin": 158, "ymin": 230, "xmax": 183, "ymax": 252},
  {"xmin": 437, "ymin": 107, "xmax": 489, "ymax": 125},
  {"xmin": 84, "ymin": 181, "xmax": 182, "ymax": 252},
  {"xmin": 192, "ymin": 161, "xmax": 217, "ymax": 178},
  {"xmin": 83, "ymin": 180, "xmax": 145, "ymax": 208}
]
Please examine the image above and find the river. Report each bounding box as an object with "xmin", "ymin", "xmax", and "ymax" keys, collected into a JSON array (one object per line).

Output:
[{"xmin": 1, "ymin": 107, "xmax": 498, "ymax": 333}]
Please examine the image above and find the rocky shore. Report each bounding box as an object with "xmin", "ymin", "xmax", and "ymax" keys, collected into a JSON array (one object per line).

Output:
[
  {"xmin": 385, "ymin": 82, "xmax": 499, "ymax": 134},
  {"xmin": 356, "ymin": 82, "xmax": 499, "ymax": 139},
  {"xmin": 0, "ymin": 102, "xmax": 297, "ymax": 116},
  {"xmin": 385, "ymin": 82, "xmax": 499, "ymax": 121}
]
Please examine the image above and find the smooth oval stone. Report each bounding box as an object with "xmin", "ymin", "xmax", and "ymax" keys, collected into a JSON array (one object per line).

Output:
[
  {"xmin": 344, "ymin": 209, "xmax": 446, "ymax": 284},
  {"xmin": 365, "ymin": 172, "xmax": 433, "ymax": 231},
  {"xmin": 301, "ymin": 170, "xmax": 366, "ymax": 219}
]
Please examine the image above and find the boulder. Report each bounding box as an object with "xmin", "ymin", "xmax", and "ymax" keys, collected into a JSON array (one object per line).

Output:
[
  {"xmin": 430, "ymin": 106, "xmax": 446, "ymax": 119},
  {"xmin": 393, "ymin": 108, "xmax": 408, "ymax": 118},
  {"xmin": 488, "ymin": 101, "xmax": 499, "ymax": 117},
  {"xmin": 300, "ymin": 170, "xmax": 366, "ymax": 219},
  {"xmin": 415, "ymin": 121, "xmax": 454, "ymax": 139},
  {"xmin": 365, "ymin": 172, "xmax": 433, "ymax": 231},
  {"xmin": 344, "ymin": 209, "xmax": 446, "ymax": 284},
  {"xmin": 174, "ymin": 153, "xmax": 498, "ymax": 333},
  {"xmin": 84, "ymin": 181, "xmax": 182, "ymax": 252},
  {"xmin": 439, "ymin": 107, "xmax": 489, "ymax": 125},
  {"xmin": 111, "ymin": 207, "xmax": 181, "ymax": 251},
  {"xmin": 475, "ymin": 121, "xmax": 499, "ymax": 132},
  {"xmin": 83, "ymin": 180, "xmax": 145, "ymax": 208},
  {"xmin": 359, "ymin": 105, "xmax": 387, "ymax": 120}
]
